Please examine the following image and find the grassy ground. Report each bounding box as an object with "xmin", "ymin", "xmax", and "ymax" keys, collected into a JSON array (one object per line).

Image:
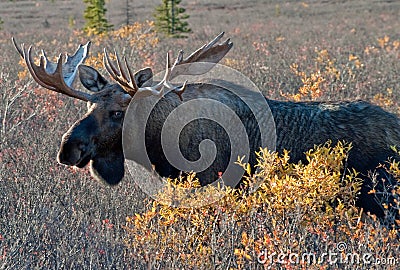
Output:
[{"xmin": 0, "ymin": 0, "xmax": 399, "ymax": 269}]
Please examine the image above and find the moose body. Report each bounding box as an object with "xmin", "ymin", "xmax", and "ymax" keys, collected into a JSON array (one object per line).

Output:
[
  {"xmin": 13, "ymin": 33, "xmax": 399, "ymax": 219},
  {"xmin": 128, "ymin": 83, "xmax": 400, "ymax": 218},
  {"xmin": 269, "ymin": 98, "xmax": 400, "ymax": 218}
]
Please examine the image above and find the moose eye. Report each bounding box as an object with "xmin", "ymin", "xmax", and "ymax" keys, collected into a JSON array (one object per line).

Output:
[{"xmin": 111, "ymin": 111, "xmax": 124, "ymax": 120}]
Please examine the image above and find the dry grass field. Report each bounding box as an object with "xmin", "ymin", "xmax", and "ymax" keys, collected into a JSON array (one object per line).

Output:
[{"xmin": 0, "ymin": 0, "xmax": 399, "ymax": 269}]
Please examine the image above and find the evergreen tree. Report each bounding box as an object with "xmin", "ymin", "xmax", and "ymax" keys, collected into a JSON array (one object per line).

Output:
[
  {"xmin": 125, "ymin": 0, "xmax": 131, "ymax": 25},
  {"xmin": 83, "ymin": 0, "xmax": 113, "ymax": 35},
  {"xmin": 154, "ymin": 0, "xmax": 191, "ymax": 38}
]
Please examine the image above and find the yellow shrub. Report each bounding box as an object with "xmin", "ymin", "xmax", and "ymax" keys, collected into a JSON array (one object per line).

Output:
[
  {"xmin": 282, "ymin": 49, "xmax": 364, "ymax": 102},
  {"xmin": 85, "ymin": 21, "xmax": 159, "ymax": 71},
  {"xmin": 241, "ymin": 141, "xmax": 361, "ymax": 224},
  {"xmin": 123, "ymin": 142, "xmax": 399, "ymax": 269}
]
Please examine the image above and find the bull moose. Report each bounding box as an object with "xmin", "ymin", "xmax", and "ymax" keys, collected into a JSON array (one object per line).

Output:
[{"xmin": 13, "ymin": 33, "xmax": 399, "ymax": 219}]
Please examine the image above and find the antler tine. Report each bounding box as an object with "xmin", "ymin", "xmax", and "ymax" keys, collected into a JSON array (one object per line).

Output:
[
  {"xmin": 103, "ymin": 49, "xmax": 121, "ymax": 81},
  {"xmin": 161, "ymin": 52, "xmax": 172, "ymax": 89},
  {"xmin": 169, "ymin": 32, "xmax": 233, "ymax": 80},
  {"xmin": 103, "ymin": 48, "xmax": 138, "ymax": 96},
  {"xmin": 12, "ymin": 37, "xmax": 24, "ymax": 58},
  {"xmin": 171, "ymin": 80, "xmax": 187, "ymax": 101},
  {"xmin": 103, "ymin": 49, "xmax": 128, "ymax": 88},
  {"xmin": 123, "ymin": 56, "xmax": 139, "ymax": 92},
  {"xmin": 172, "ymin": 50, "xmax": 184, "ymax": 67},
  {"xmin": 25, "ymin": 46, "xmax": 57, "ymax": 91},
  {"xmin": 165, "ymin": 51, "xmax": 188, "ymax": 100},
  {"xmin": 118, "ymin": 52, "xmax": 140, "ymax": 93},
  {"xmin": 12, "ymin": 38, "xmax": 92, "ymax": 102},
  {"xmin": 114, "ymin": 50, "xmax": 129, "ymax": 81},
  {"xmin": 203, "ymin": 31, "xmax": 225, "ymax": 51},
  {"xmin": 13, "ymin": 38, "xmax": 57, "ymax": 91},
  {"xmin": 129, "ymin": 51, "xmax": 187, "ymax": 100},
  {"xmin": 183, "ymin": 31, "xmax": 228, "ymax": 63}
]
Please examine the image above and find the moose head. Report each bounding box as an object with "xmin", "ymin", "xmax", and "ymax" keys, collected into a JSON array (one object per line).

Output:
[{"xmin": 13, "ymin": 33, "xmax": 233, "ymax": 185}]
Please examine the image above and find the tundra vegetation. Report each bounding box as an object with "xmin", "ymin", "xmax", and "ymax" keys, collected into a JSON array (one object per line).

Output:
[{"xmin": 0, "ymin": 0, "xmax": 399, "ymax": 269}]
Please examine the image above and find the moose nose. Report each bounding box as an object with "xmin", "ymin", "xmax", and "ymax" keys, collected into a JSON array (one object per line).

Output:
[
  {"xmin": 57, "ymin": 140, "xmax": 90, "ymax": 167},
  {"xmin": 77, "ymin": 142, "xmax": 87, "ymax": 152}
]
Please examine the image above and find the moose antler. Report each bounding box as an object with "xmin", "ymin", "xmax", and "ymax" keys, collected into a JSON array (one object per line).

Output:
[
  {"xmin": 169, "ymin": 31, "xmax": 233, "ymax": 79},
  {"xmin": 12, "ymin": 38, "xmax": 93, "ymax": 102},
  {"xmin": 103, "ymin": 32, "xmax": 233, "ymax": 100},
  {"xmin": 103, "ymin": 49, "xmax": 140, "ymax": 97},
  {"xmin": 104, "ymin": 48, "xmax": 188, "ymax": 100}
]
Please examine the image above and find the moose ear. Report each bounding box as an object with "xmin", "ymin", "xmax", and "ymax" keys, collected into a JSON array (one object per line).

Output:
[
  {"xmin": 134, "ymin": 67, "xmax": 153, "ymax": 87},
  {"xmin": 90, "ymin": 152, "xmax": 125, "ymax": 185},
  {"xmin": 79, "ymin": 65, "xmax": 110, "ymax": 92}
]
